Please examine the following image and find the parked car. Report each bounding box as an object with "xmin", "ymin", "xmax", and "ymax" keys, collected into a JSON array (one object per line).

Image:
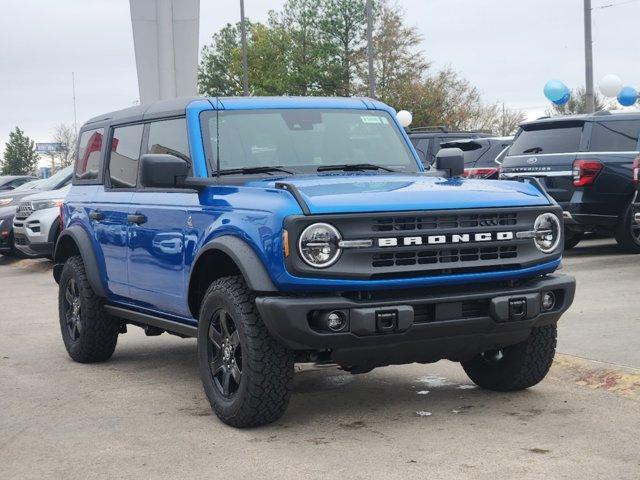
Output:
[
  {"xmin": 0, "ymin": 175, "xmax": 38, "ymax": 191},
  {"xmin": 12, "ymin": 185, "xmax": 70, "ymax": 259},
  {"xmin": 0, "ymin": 166, "xmax": 72, "ymax": 256},
  {"xmin": 53, "ymin": 97, "xmax": 575, "ymax": 428},
  {"xmin": 500, "ymin": 111, "xmax": 640, "ymax": 251},
  {"xmin": 440, "ymin": 136, "xmax": 513, "ymax": 179},
  {"xmin": 408, "ymin": 127, "xmax": 493, "ymax": 166}
]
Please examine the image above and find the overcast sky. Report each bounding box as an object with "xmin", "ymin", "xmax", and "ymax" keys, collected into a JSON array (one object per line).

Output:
[{"xmin": 0, "ymin": 0, "xmax": 638, "ymax": 156}]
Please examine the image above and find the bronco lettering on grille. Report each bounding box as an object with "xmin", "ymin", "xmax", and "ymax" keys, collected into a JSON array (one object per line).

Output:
[{"xmin": 377, "ymin": 231, "xmax": 515, "ymax": 247}]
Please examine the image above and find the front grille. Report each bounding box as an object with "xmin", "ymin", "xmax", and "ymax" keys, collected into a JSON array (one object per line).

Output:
[
  {"xmin": 372, "ymin": 246, "xmax": 518, "ymax": 268},
  {"xmin": 372, "ymin": 212, "xmax": 517, "ymax": 232},
  {"xmin": 15, "ymin": 202, "xmax": 34, "ymax": 220},
  {"xmin": 284, "ymin": 206, "xmax": 561, "ymax": 280},
  {"xmin": 13, "ymin": 234, "xmax": 28, "ymax": 246}
]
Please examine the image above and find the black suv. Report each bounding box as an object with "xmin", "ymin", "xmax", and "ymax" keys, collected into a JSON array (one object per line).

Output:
[
  {"xmin": 501, "ymin": 111, "xmax": 640, "ymax": 251},
  {"xmin": 440, "ymin": 136, "xmax": 513, "ymax": 179},
  {"xmin": 408, "ymin": 127, "xmax": 493, "ymax": 166}
]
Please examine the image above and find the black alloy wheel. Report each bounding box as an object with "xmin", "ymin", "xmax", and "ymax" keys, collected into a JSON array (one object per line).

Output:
[
  {"xmin": 207, "ymin": 309, "xmax": 242, "ymax": 397},
  {"xmin": 64, "ymin": 278, "xmax": 82, "ymax": 341}
]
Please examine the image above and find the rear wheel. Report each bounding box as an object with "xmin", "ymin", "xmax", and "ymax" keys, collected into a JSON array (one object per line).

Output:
[
  {"xmin": 461, "ymin": 325, "xmax": 557, "ymax": 391},
  {"xmin": 58, "ymin": 256, "xmax": 120, "ymax": 362},
  {"xmin": 563, "ymin": 231, "xmax": 584, "ymax": 250},
  {"xmin": 197, "ymin": 275, "xmax": 294, "ymax": 428},
  {"xmin": 614, "ymin": 203, "xmax": 640, "ymax": 253}
]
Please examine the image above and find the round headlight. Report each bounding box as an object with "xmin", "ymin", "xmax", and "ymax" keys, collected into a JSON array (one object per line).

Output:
[
  {"xmin": 533, "ymin": 213, "xmax": 561, "ymax": 253},
  {"xmin": 298, "ymin": 223, "xmax": 342, "ymax": 268}
]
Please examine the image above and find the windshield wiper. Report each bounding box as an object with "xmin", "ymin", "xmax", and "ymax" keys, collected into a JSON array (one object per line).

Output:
[
  {"xmin": 217, "ymin": 166, "xmax": 294, "ymax": 176},
  {"xmin": 522, "ymin": 147, "xmax": 543, "ymax": 154},
  {"xmin": 317, "ymin": 163, "xmax": 396, "ymax": 173}
]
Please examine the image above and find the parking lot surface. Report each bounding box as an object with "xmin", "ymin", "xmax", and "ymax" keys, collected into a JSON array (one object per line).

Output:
[{"xmin": 1, "ymin": 238, "xmax": 638, "ymax": 479}]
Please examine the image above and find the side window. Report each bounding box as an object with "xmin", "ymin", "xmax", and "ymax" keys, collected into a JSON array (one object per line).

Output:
[
  {"xmin": 147, "ymin": 118, "xmax": 191, "ymax": 163},
  {"xmin": 75, "ymin": 128, "xmax": 104, "ymax": 181},
  {"xmin": 108, "ymin": 124, "xmax": 144, "ymax": 188},
  {"xmin": 590, "ymin": 120, "xmax": 640, "ymax": 152},
  {"xmin": 412, "ymin": 138, "xmax": 430, "ymax": 164}
]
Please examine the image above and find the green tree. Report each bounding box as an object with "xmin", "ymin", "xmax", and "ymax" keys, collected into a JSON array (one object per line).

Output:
[
  {"xmin": 1, "ymin": 127, "xmax": 39, "ymax": 175},
  {"xmin": 198, "ymin": 22, "xmax": 247, "ymax": 96},
  {"xmin": 319, "ymin": 0, "xmax": 367, "ymax": 96}
]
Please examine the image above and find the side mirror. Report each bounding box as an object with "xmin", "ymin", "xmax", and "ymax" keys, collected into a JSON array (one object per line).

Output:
[
  {"xmin": 139, "ymin": 154, "xmax": 190, "ymax": 188},
  {"xmin": 435, "ymin": 148, "xmax": 465, "ymax": 178}
]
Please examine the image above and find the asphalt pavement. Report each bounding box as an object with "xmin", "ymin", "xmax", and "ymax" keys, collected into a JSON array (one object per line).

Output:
[{"xmin": 0, "ymin": 238, "xmax": 638, "ymax": 479}]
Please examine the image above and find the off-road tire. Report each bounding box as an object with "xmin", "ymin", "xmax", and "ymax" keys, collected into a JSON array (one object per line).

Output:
[
  {"xmin": 58, "ymin": 256, "xmax": 119, "ymax": 363},
  {"xmin": 564, "ymin": 231, "xmax": 584, "ymax": 250},
  {"xmin": 461, "ymin": 325, "xmax": 557, "ymax": 391},
  {"xmin": 197, "ymin": 275, "xmax": 294, "ymax": 428},
  {"xmin": 614, "ymin": 203, "xmax": 640, "ymax": 253}
]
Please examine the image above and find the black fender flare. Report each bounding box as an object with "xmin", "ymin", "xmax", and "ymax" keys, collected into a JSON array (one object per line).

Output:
[
  {"xmin": 190, "ymin": 236, "xmax": 278, "ymax": 293},
  {"xmin": 53, "ymin": 225, "xmax": 108, "ymax": 297}
]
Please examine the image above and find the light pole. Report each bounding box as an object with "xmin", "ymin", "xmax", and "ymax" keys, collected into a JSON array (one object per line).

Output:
[
  {"xmin": 584, "ymin": 0, "xmax": 595, "ymax": 113},
  {"xmin": 240, "ymin": 0, "xmax": 249, "ymax": 96},
  {"xmin": 366, "ymin": 0, "xmax": 375, "ymax": 98}
]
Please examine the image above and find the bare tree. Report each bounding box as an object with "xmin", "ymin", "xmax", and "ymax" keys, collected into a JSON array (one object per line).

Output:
[{"xmin": 52, "ymin": 123, "xmax": 77, "ymax": 168}]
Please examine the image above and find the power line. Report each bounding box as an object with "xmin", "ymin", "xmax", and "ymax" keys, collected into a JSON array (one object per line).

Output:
[{"xmin": 594, "ymin": 0, "xmax": 640, "ymax": 9}]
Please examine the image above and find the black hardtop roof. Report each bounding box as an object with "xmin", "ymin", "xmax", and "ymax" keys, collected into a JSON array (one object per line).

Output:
[
  {"xmin": 84, "ymin": 96, "xmax": 202, "ymax": 126},
  {"xmin": 520, "ymin": 109, "xmax": 640, "ymax": 128},
  {"xmin": 83, "ymin": 95, "xmax": 382, "ymax": 128}
]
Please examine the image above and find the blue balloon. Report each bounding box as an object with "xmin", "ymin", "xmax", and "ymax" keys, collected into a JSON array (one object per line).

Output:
[
  {"xmin": 544, "ymin": 80, "xmax": 569, "ymax": 103},
  {"xmin": 552, "ymin": 92, "xmax": 571, "ymax": 106},
  {"xmin": 617, "ymin": 86, "xmax": 638, "ymax": 107}
]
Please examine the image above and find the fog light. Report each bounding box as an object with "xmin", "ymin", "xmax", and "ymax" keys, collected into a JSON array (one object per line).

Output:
[
  {"xmin": 327, "ymin": 312, "xmax": 345, "ymax": 330},
  {"xmin": 541, "ymin": 292, "xmax": 556, "ymax": 311}
]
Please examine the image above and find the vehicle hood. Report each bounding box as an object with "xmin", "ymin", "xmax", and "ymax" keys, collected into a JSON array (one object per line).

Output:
[
  {"xmin": 243, "ymin": 173, "xmax": 551, "ymax": 214},
  {"xmin": 0, "ymin": 188, "xmax": 44, "ymax": 207},
  {"xmin": 21, "ymin": 185, "xmax": 70, "ymax": 203}
]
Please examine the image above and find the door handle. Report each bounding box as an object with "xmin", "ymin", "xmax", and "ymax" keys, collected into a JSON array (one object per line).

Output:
[
  {"xmin": 127, "ymin": 213, "xmax": 147, "ymax": 225},
  {"xmin": 89, "ymin": 210, "xmax": 104, "ymax": 221}
]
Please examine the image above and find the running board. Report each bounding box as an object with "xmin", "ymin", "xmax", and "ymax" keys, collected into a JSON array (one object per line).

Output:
[{"xmin": 104, "ymin": 305, "xmax": 197, "ymax": 338}]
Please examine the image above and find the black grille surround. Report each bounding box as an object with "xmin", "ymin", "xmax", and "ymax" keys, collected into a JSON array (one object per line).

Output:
[{"xmin": 284, "ymin": 206, "xmax": 563, "ymax": 280}]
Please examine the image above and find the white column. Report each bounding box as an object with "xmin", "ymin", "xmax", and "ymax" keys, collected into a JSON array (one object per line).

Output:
[{"xmin": 129, "ymin": 0, "xmax": 200, "ymax": 104}]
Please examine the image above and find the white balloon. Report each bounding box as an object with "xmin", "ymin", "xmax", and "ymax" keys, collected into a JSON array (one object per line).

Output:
[
  {"xmin": 396, "ymin": 110, "xmax": 413, "ymax": 127},
  {"xmin": 599, "ymin": 74, "xmax": 623, "ymax": 98}
]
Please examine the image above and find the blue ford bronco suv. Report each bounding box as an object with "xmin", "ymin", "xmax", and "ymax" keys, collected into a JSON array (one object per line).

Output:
[{"xmin": 54, "ymin": 97, "xmax": 575, "ymax": 427}]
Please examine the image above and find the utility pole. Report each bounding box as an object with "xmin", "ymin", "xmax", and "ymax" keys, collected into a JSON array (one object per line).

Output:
[
  {"xmin": 240, "ymin": 0, "xmax": 249, "ymax": 96},
  {"xmin": 502, "ymin": 102, "xmax": 506, "ymax": 136},
  {"xmin": 72, "ymin": 72, "xmax": 78, "ymax": 136},
  {"xmin": 583, "ymin": 0, "xmax": 595, "ymax": 113},
  {"xmin": 366, "ymin": 0, "xmax": 375, "ymax": 98}
]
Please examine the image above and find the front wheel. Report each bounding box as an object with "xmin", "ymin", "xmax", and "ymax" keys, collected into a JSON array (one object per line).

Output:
[
  {"xmin": 58, "ymin": 256, "xmax": 120, "ymax": 362},
  {"xmin": 197, "ymin": 276, "xmax": 294, "ymax": 428},
  {"xmin": 461, "ymin": 325, "xmax": 557, "ymax": 391},
  {"xmin": 614, "ymin": 203, "xmax": 640, "ymax": 253}
]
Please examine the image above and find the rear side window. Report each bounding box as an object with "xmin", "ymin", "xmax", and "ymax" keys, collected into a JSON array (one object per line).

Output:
[
  {"xmin": 147, "ymin": 118, "xmax": 191, "ymax": 162},
  {"xmin": 589, "ymin": 120, "xmax": 640, "ymax": 152},
  {"xmin": 75, "ymin": 128, "xmax": 104, "ymax": 181},
  {"xmin": 108, "ymin": 124, "xmax": 144, "ymax": 188},
  {"xmin": 510, "ymin": 122, "xmax": 583, "ymax": 155}
]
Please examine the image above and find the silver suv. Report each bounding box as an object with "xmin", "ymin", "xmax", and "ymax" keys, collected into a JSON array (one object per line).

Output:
[{"xmin": 13, "ymin": 186, "xmax": 69, "ymax": 258}]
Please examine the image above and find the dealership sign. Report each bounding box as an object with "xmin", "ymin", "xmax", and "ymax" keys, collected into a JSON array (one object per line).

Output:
[{"xmin": 35, "ymin": 142, "xmax": 65, "ymax": 153}]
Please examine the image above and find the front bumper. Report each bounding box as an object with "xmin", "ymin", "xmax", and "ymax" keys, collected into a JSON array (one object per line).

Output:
[
  {"xmin": 12, "ymin": 207, "xmax": 59, "ymax": 257},
  {"xmin": 256, "ymin": 274, "xmax": 575, "ymax": 367}
]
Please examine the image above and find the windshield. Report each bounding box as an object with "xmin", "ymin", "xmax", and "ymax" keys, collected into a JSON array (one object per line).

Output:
[
  {"xmin": 37, "ymin": 166, "xmax": 72, "ymax": 190},
  {"xmin": 202, "ymin": 109, "xmax": 419, "ymax": 174},
  {"xmin": 13, "ymin": 179, "xmax": 42, "ymax": 191},
  {"xmin": 510, "ymin": 122, "xmax": 584, "ymax": 156}
]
